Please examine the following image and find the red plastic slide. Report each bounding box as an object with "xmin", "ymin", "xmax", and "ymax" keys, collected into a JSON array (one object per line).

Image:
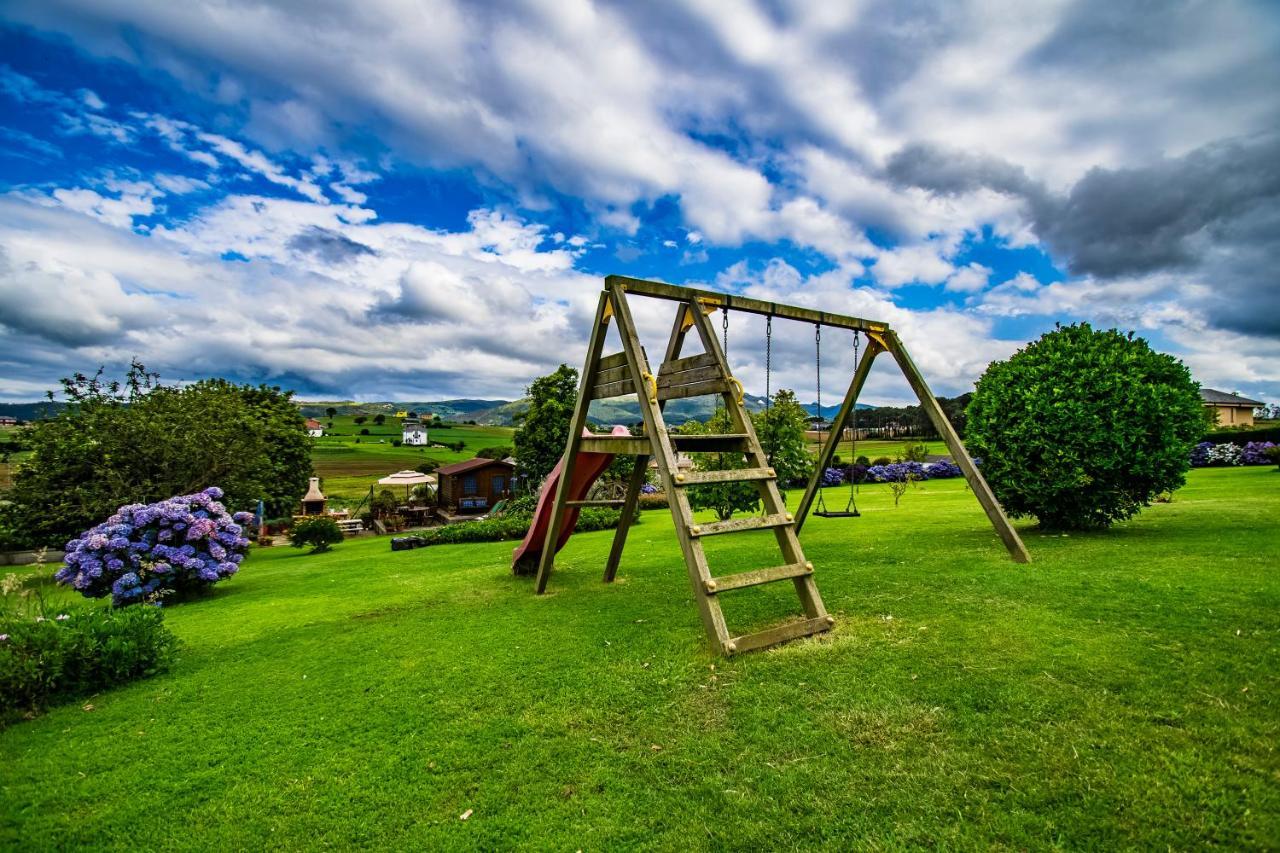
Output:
[{"xmin": 512, "ymin": 425, "xmax": 631, "ymax": 575}]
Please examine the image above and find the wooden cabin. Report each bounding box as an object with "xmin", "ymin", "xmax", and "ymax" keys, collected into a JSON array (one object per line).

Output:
[{"xmin": 436, "ymin": 458, "xmax": 515, "ymax": 514}]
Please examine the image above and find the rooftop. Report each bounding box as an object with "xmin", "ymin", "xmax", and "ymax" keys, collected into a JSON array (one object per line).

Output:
[
  {"xmin": 437, "ymin": 457, "xmax": 516, "ymax": 476},
  {"xmin": 1200, "ymin": 388, "xmax": 1263, "ymax": 407}
]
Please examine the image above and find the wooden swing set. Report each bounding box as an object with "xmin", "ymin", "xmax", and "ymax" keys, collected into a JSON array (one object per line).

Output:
[{"xmin": 530, "ymin": 275, "xmax": 1029, "ymax": 656}]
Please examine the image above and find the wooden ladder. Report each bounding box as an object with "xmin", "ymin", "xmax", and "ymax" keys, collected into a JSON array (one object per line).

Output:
[{"xmin": 534, "ymin": 279, "xmax": 832, "ymax": 655}]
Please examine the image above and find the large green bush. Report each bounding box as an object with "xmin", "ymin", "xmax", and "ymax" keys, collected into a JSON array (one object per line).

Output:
[
  {"xmin": 965, "ymin": 323, "xmax": 1204, "ymax": 529},
  {"xmin": 290, "ymin": 517, "xmax": 344, "ymax": 553}
]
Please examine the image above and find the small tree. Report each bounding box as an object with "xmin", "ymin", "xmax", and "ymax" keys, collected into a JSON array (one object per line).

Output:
[
  {"xmin": 290, "ymin": 517, "xmax": 344, "ymax": 553},
  {"xmin": 966, "ymin": 323, "xmax": 1203, "ymax": 530},
  {"xmin": 682, "ymin": 408, "xmax": 760, "ymax": 520},
  {"xmin": 753, "ymin": 389, "xmax": 812, "ymax": 489},
  {"xmin": 326, "ymin": 407, "xmax": 337, "ymax": 419},
  {"xmin": 514, "ymin": 364, "xmax": 578, "ymax": 485},
  {"xmin": 353, "ymin": 416, "xmax": 367, "ymax": 426},
  {"xmin": 373, "ymin": 414, "xmax": 386, "ymax": 426}
]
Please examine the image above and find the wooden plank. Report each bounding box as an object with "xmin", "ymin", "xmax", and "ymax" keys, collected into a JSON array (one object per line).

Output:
[
  {"xmin": 656, "ymin": 378, "xmax": 728, "ymax": 401},
  {"xmin": 690, "ymin": 513, "xmax": 792, "ymax": 537},
  {"xmin": 794, "ymin": 340, "xmax": 883, "ymax": 533},
  {"xmin": 656, "ymin": 363, "xmax": 722, "ymax": 389},
  {"xmin": 670, "ymin": 433, "xmax": 750, "ymax": 453},
  {"xmin": 883, "ymin": 329, "xmax": 1031, "ymax": 564},
  {"xmin": 566, "ymin": 499, "xmax": 626, "ymax": 508},
  {"xmin": 603, "ymin": 454, "xmax": 650, "ymax": 583},
  {"xmin": 727, "ymin": 615, "xmax": 833, "ymax": 655},
  {"xmin": 706, "ymin": 561, "xmax": 812, "ymax": 594},
  {"xmin": 594, "ymin": 364, "xmax": 631, "ymax": 386},
  {"xmin": 658, "ymin": 352, "xmax": 718, "ymax": 376},
  {"xmin": 597, "ymin": 351, "xmax": 629, "ymax": 372},
  {"xmin": 608, "ymin": 275, "xmax": 890, "ymax": 334},
  {"xmin": 677, "ymin": 467, "xmax": 775, "ymax": 485},
  {"xmin": 590, "ymin": 377, "xmax": 636, "ymax": 399},
  {"xmin": 579, "ymin": 436, "xmax": 650, "ymax": 455}
]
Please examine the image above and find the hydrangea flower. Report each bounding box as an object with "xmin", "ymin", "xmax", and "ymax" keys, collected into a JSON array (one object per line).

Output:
[{"xmin": 55, "ymin": 487, "xmax": 252, "ymax": 607}]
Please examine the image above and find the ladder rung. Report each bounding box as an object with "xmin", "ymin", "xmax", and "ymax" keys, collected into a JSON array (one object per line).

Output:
[
  {"xmin": 705, "ymin": 561, "xmax": 812, "ymax": 594},
  {"xmin": 565, "ymin": 499, "xmax": 626, "ymax": 508},
  {"xmin": 658, "ymin": 352, "xmax": 718, "ymax": 376},
  {"xmin": 590, "ymin": 377, "xmax": 635, "ymax": 399},
  {"xmin": 597, "ymin": 351, "xmax": 629, "ymax": 372},
  {"xmin": 689, "ymin": 513, "xmax": 793, "ymax": 537},
  {"xmin": 726, "ymin": 615, "xmax": 833, "ymax": 655},
  {"xmin": 676, "ymin": 467, "xmax": 775, "ymax": 485},
  {"xmin": 656, "ymin": 363, "xmax": 722, "ymax": 389}
]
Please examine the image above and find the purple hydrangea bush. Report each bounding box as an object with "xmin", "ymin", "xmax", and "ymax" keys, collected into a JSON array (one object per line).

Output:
[
  {"xmin": 821, "ymin": 467, "xmax": 844, "ymax": 486},
  {"xmin": 1189, "ymin": 440, "xmax": 1276, "ymax": 467},
  {"xmin": 1241, "ymin": 441, "xmax": 1277, "ymax": 465},
  {"xmin": 55, "ymin": 487, "xmax": 252, "ymax": 607}
]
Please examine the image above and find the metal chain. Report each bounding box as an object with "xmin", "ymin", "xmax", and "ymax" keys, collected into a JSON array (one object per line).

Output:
[
  {"xmin": 851, "ymin": 331, "xmax": 859, "ymax": 441},
  {"xmin": 721, "ymin": 307, "xmax": 729, "ymax": 360},
  {"xmin": 765, "ymin": 315, "xmax": 772, "ymax": 411},
  {"xmin": 814, "ymin": 323, "xmax": 822, "ymax": 419}
]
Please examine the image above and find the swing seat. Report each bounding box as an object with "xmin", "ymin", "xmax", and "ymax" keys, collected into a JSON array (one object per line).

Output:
[{"xmin": 814, "ymin": 509, "xmax": 860, "ymax": 518}]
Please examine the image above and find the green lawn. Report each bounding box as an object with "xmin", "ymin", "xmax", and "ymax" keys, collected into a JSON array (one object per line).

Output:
[
  {"xmin": 2, "ymin": 468, "xmax": 1277, "ymax": 848},
  {"xmin": 310, "ymin": 416, "xmax": 515, "ymax": 503}
]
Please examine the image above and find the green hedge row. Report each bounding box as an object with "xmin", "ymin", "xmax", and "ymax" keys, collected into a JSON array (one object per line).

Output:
[
  {"xmin": 412, "ymin": 507, "xmax": 626, "ymax": 547},
  {"xmin": 1, "ymin": 604, "xmax": 178, "ymax": 724},
  {"xmin": 1202, "ymin": 426, "xmax": 1280, "ymax": 445}
]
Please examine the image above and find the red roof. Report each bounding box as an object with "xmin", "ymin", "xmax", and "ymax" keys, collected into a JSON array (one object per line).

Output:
[
  {"xmin": 305, "ymin": 419, "xmax": 323, "ymax": 429},
  {"xmin": 436, "ymin": 457, "xmax": 515, "ymax": 476}
]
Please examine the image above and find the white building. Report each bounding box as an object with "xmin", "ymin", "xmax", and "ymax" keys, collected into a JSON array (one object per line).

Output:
[
  {"xmin": 402, "ymin": 419, "xmax": 429, "ymax": 446},
  {"xmin": 305, "ymin": 418, "xmax": 324, "ymax": 438}
]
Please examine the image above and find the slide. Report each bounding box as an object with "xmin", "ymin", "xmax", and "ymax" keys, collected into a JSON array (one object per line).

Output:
[{"xmin": 512, "ymin": 425, "xmax": 631, "ymax": 575}]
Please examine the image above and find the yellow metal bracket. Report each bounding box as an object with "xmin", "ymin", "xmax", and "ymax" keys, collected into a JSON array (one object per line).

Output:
[
  {"xmin": 728, "ymin": 376, "xmax": 744, "ymax": 405},
  {"xmin": 602, "ymin": 298, "xmax": 615, "ymax": 322},
  {"xmin": 642, "ymin": 371, "xmax": 658, "ymax": 403},
  {"xmin": 865, "ymin": 330, "xmax": 890, "ymax": 353}
]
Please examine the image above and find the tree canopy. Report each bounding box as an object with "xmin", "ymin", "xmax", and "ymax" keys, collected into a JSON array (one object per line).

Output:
[
  {"xmin": 681, "ymin": 407, "xmax": 760, "ymax": 520},
  {"xmin": 965, "ymin": 323, "xmax": 1204, "ymax": 530},
  {"xmin": 514, "ymin": 364, "xmax": 578, "ymax": 487},
  {"xmin": 753, "ymin": 389, "xmax": 812, "ymax": 489},
  {"xmin": 0, "ymin": 361, "xmax": 312, "ymax": 548}
]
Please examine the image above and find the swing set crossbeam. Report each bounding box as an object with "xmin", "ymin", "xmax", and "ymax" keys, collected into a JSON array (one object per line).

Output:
[{"xmin": 607, "ymin": 275, "xmax": 890, "ymax": 333}]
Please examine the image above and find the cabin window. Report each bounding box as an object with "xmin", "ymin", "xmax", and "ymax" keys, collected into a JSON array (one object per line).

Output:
[
  {"xmin": 462, "ymin": 475, "xmax": 478, "ymax": 495},
  {"xmin": 492, "ymin": 475, "xmax": 505, "ymax": 494}
]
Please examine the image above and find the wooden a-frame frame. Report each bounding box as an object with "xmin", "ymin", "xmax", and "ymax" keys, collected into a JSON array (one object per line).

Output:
[{"xmin": 531, "ymin": 275, "xmax": 1028, "ymax": 657}]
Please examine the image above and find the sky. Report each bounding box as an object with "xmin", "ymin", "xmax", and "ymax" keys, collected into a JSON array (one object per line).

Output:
[{"xmin": 0, "ymin": 0, "xmax": 1277, "ymax": 407}]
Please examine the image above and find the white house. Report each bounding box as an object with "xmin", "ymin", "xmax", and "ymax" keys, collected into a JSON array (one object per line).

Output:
[
  {"xmin": 305, "ymin": 418, "xmax": 324, "ymax": 438},
  {"xmin": 402, "ymin": 419, "xmax": 429, "ymax": 446}
]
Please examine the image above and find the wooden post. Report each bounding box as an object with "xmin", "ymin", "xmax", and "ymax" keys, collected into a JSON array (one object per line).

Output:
[
  {"xmin": 881, "ymin": 330, "xmax": 1031, "ymax": 564},
  {"xmin": 794, "ymin": 339, "xmax": 883, "ymax": 533},
  {"xmin": 534, "ymin": 292, "xmax": 613, "ymax": 594},
  {"xmin": 608, "ymin": 282, "xmax": 731, "ymax": 647},
  {"xmin": 603, "ymin": 453, "xmax": 648, "ymax": 582}
]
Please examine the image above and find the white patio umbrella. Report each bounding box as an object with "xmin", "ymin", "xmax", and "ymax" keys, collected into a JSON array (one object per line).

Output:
[{"xmin": 376, "ymin": 470, "xmax": 437, "ymax": 501}]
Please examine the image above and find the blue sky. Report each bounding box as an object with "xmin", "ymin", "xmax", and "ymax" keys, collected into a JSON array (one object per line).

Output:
[{"xmin": 1, "ymin": 1, "xmax": 1277, "ymax": 405}]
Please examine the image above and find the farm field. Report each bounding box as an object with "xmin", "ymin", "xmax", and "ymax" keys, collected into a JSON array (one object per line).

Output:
[
  {"xmin": 2, "ymin": 467, "xmax": 1276, "ymax": 848},
  {"xmin": 309, "ymin": 416, "xmax": 515, "ymax": 504}
]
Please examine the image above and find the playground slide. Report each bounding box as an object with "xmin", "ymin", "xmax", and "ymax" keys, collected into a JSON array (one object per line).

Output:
[{"xmin": 512, "ymin": 425, "xmax": 631, "ymax": 574}]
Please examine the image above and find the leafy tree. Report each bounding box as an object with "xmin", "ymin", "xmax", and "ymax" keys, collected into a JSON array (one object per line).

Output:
[
  {"xmin": 965, "ymin": 323, "xmax": 1203, "ymax": 530},
  {"xmin": 476, "ymin": 444, "xmax": 516, "ymax": 460},
  {"xmin": 514, "ymin": 364, "xmax": 578, "ymax": 485},
  {"xmin": 290, "ymin": 516, "xmax": 344, "ymax": 553},
  {"xmin": 326, "ymin": 407, "xmax": 337, "ymax": 419},
  {"xmin": 373, "ymin": 414, "xmax": 386, "ymax": 426},
  {"xmin": 681, "ymin": 408, "xmax": 760, "ymax": 520},
  {"xmin": 0, "ymin": 361, "xmax": 312, "ymax": 548},
  {"xmin": 753, "ymin": 389, "xmax": 812, "ymax": 489},
  {"xmin": 353, "ymin": 415, "xmax": 367, "ymax": 425}
]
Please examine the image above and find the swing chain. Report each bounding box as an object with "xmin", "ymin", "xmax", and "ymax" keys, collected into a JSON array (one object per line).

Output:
[
  {"xmin": 814, "ymin": 323, "xmax": 822, "ymax": 419},
  {"xmin": 722, "ymin": 307, "xmax": 729, "ymax": 360},
  {"xmin": 764, "ymin": 315, "xmax": 772, "ymax": 410}
]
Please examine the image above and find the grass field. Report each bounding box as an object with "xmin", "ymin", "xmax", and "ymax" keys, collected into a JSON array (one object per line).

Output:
[
  {"xmin": 2, "ymin": 466, "xmax": 1277, "ymax": 848},
  {"xmin": 309, "ymin": 416, "xmax": 516, "ymax": 504}
]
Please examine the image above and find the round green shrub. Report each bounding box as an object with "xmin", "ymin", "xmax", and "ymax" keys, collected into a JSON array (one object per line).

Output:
[
  {"xmin": 965, "ymin": 323, "xmax": 1203, "ymax": 530},
  {"xmin": 289, "ymin": 517, "xmax": 344, "ymax": 553}
]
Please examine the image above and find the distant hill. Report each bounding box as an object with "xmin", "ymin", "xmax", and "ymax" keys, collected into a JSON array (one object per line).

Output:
[
  {"xmin": 0, "ymin": 401, "xmax": 66, "ymax": 421},
  {"xmin": 296, "ymin": 396, "xmax": 869, "ymax": 426}
]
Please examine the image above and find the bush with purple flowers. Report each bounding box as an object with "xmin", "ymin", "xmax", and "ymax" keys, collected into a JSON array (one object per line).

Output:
[
  {"xmin": 821, "ymin": 467, "xmax": 844, "ymax": 486},
  {"xmin": 924, "ymin": 459, "xmax": 964, "ymax": 479},
  {"xmin": 55, "ymin": 487, "xmax": 252, "ymax": 607},
  {"xmin": 1241, "ymin": 441, "xmax": 1277, "ymax": 465},
  {"xmin": 1189, "ymin": 440, "xmax": 1277, "ymax": 467}
]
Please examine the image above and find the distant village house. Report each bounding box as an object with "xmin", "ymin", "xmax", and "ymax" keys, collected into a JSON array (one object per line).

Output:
[
  {"xmin": 402, "ymin": 418, "xmax": 429, "ymax": 446},
  {"xmin": 1200, "ymin": 389, "xmax": 1264, "ymax": 428},
  {"xmin": 305, "ymin": 418, "xmax": 324, "ymax": 437},
  {"xmin": 0, "ymin": 416, "xmax": 16, "ymax": 426}
]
